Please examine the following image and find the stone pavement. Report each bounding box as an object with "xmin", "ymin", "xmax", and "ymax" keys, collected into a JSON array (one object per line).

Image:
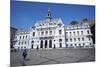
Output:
[{"xmin": 10, "ymin": 48, "xmax": 95, "ymax": 67}]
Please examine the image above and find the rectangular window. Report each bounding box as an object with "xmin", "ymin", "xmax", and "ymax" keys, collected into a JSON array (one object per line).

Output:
[
  {"xmin": 87, "ymin": 30, "xmax": 89, "ymax": 34},
  {"xmin": 70, "ymin": 44, "xmax": 72, "ymax": 46},
  {"xmin": 83, "ymin": 43, "xmax": 85, "ymax": 46},
  {"xmin": 77, "ymin": 31, "xmax": 79, "ymax": 35},
  {"xmin": 46, "ymin": 31, "xmax": 48, "ymax": 35},
  {"xmin": 22, "ymin": 42, "xmax": 23, "ymax": 45},
  {"xmin": 19, "ymin": 42, "xmax": 20, "ymax": 45},
  {"xmin": 88, "ymin": 37, "xmax": 91, "ymax": 40},
  {"xmin": 66, "ymin": 39, "xmax": 68, "ymax": 42},
  {"xmin": 70, "ymin": 38, "xmax": 72, "ymax": 42},
  {"xmin": 60, "ymin": 43, "xmax": 62, "ymax": 48},
  {"xmin": 50, "ymin": 31, "xmax": 52, "ymax": 35},
  {"xmin": 38, "ymin": 32, "xmax": 40, "ymax": 35},
  {"xmin": 25, "ymin": 41, "xmax": 26, "ymax": 44},
  {"xmin": 81, "ymin": 31, "xmax": 83, "ymax": 35},
  {"xmin": 75, "ymin": 44, "xmax": 77, "ymax": 46},
  {"xmin": 78, "ymin": 38, "xmax": 80, "ymax": 41},
  {"xmin": 82, "ymin": 37, "xmax": 84, "ymax": 41},
  {"xmin": 90, "ymin": 43, "xmax": 91, "ymax": 45},
  {"xmin": 73, "ymin": 31, "xmax": 75, "ymax": 35},
  {"xmin": 70, "ymin": 32, "xmax": 71, "ymax": 36},
  {"xmin": 23, "ymin": 36, "xmax": 24, "ymax": 39},
  {"xmin": 33, "ymin": 32, "xmax": 35, "ymax": 36},
  {"xmin": 26, "ymin": 36, "xmax": 27, "ymax": 39},
  {"xmin": 74, "ymin": 38, "xmax": 76, "ymax": 41},
  {"xmin": 66, "ymin": 44, "xmax": 68, "ymax": 48},
  {"xmin": 41, "ymin": 32, "xmax": 44, "ymax": 35},
  {"xmin": 79, "ymin": 44, "xmax": 81, "ymax": 46},
  {"xmin": 20, "ymin": 36, "xmax": 21, "ymax": 39}
]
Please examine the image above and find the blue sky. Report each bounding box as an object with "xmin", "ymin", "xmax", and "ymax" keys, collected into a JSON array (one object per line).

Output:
[{"xmin": 10, "ymin": 1, "xmax": 95, "ymax": 29}]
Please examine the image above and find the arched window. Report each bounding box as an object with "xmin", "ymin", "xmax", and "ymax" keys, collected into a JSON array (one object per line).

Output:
[
  {"xmin": 81, "ymin": 31, "xmax": 83, "ymax": 35},
  {"xmin": 59, "ymin": 39, "xmax": 62, "ymax": 42},
  {"xmin": 59, "ymin": 30, "xmax": 62, "ymax": 34},
  {"xmin": 40, "ymin": 40, "xmax": 43, "ymax": 48},
  {"xmin": 82, "ymin": 37, "xmax": 84, "ymax": 41},
  {"xmin": 31, "ymin": 41, "xmax": 34, "ymax": 43},
  {"xmin": 75, "ymin": 44, "xmax": 77, "ymax": 46},
  {"xmin": 45, "ymin": 40, "xmax": 47, "ymax": 48},
  {"xmin": 49, "ymin": 40, "xmax": 52, "ymax": 48},
  {"xmin": 78, "ymin": 38, "xmax": 80, "ymax": 41},
  {"xmin": 73, "ymin": 31, "xmax": 75, "ymax": 35}
]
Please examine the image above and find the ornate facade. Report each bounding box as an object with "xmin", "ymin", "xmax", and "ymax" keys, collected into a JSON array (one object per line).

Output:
[{"xmin": 13, "ymin": 9, "xmax": 94, "ymax": 49}]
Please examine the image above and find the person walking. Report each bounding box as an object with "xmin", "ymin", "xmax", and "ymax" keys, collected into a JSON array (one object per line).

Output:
[{"xmin": 22, "ymin": 49, "xmax": 27, "ymax": 60}]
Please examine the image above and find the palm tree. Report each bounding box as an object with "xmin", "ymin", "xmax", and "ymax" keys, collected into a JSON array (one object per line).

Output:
[{"xmin": 70, "ymin": 20, "xmax": 78, "ymax": 25}]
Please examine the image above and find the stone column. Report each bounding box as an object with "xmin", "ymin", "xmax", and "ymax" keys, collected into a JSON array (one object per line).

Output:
[
  {"xmin": 47, "ymin": 39, "xmax": 49, "ymax": 49},
  {"xmin": 43, "ymin": 40, "xmax": 45, "ymax": 49}
]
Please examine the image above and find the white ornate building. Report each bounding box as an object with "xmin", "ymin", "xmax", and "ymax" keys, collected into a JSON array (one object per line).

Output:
[{"xmin": 13, "ymin": 9, "xmax": 94, "ymax": 49}]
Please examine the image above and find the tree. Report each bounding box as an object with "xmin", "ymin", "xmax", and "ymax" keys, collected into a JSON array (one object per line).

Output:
[
  {"xmin": 83, "ymin": 18, "xmax": 89, "ymax": 22},
  {"xmin": 70, "ymin": 20, "xmax": 78, "ymax": 25}
]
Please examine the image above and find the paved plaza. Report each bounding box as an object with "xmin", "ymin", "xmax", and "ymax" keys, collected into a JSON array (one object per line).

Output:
[{"xmin": 10, "ymin": 48, "xmax": 95, "ymax": 67}]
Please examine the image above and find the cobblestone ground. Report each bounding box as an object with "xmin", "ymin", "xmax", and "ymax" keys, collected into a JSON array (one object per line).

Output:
[{"xmin": 10, "ymin": 48, "xmax": 95, "ymax": 67}]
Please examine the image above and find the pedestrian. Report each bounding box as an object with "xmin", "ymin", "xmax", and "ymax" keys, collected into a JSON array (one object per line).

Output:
[{"xmin": 22, "ymin": 49, "xmax": 27, "ymax": 60}]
